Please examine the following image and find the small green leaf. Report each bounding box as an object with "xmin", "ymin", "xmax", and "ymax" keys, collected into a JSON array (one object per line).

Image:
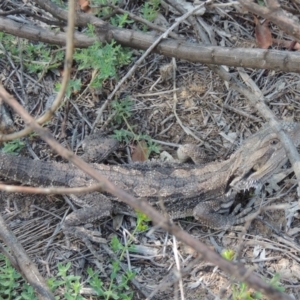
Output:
[
  {"xmin": 221, "ymin": 249, "xmax": 235, "ymax": 261},
  {"xmin": 2, "ymin": 139, "xmax": 25, "ymax": 154}
]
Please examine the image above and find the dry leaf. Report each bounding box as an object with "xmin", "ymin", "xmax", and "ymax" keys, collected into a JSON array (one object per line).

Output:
[
  {"xmin": 254, "ymin": 16, "xmax": 272, "ymax": 49},
  {"xmin": 78, "ymin": 0, "xmax": 91, "ymax": 13},
  {"xmin": 131, "ymin": 140, "xmax": 148, "ymax": 162}
]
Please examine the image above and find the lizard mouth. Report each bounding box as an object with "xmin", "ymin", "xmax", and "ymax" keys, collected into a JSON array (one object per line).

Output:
[
  {"xmin": 227, "ymin": 167, "xmax": 260, "ymax": 193},
  {"xmin": 238, "ymin": 178, "xmax": 260, "ymax": 190},
  {"xmin": 241, "ymin": 167, "xmax": 260, "ymax": 188}
]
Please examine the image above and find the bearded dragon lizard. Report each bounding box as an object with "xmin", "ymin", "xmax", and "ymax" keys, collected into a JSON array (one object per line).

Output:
[{"xmin": 0, "ymin": 122, "xmax": 299, "ymax": 231}]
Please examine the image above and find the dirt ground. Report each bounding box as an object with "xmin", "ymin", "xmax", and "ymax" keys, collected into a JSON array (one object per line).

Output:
[{"xmin": 1, "ymin": 1, "xmax": 300, "ymax": 299}]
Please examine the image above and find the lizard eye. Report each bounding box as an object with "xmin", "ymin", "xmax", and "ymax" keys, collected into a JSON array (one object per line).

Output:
[{"xmin": 270, "ymin": 139, "xmax": 279, "ymax": 145}]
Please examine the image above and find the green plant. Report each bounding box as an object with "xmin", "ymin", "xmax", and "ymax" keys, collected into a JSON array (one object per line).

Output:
[
  {"xmin": 111, "ymin": 97, "xmax": 160, "ymax": 157},
  {"xmin": 136, "ymin": 211, "xmax": 151, "ymax": 232},
  {"xmin": 88, "ymin": 263, "xmax": 134, "ymax": 300},
  {"xmin": 1, "ymin": 33, "xmax": 131, "ymax": 93},
  {"xmin": 257, "ymin": 0, "xmax": 265, "ymax": 6},
  {"xmin": 145, "ymin": 138, "xmax": 160, "ymax": 157},
  {"xmin": 110, "ymin": 13, "xmax": 134, "ymax": 28},
  {"xmin": 141, "ymin": 0, "xmax": 161, "ymax": 31},
  {"xmin": 110, "ymin": 213, "xmax": 150, "ymax": 257},
  {"xmin": 73, "ymin": 40, "xmax": 132, "ymax": 88},
  {"xmin": 55, "ymin": 79, "xmax": 82, "ymax": 99},
  {"xmin": 232, "ymin": 273, "xmax": 284, "ymax": 300},
  {"xmin": 269, "ymin": 273, "xmax": 285, "ymax": 292},
  {"xmin": 0, "ymin": 254, "xmax": 38, "ymax": 300},
  {"xmin": 222, "ymin": 250, "xmax": 284, "ymax": 300},
  {"xmin": 113, "ymin": 128, "xmax": 160, "ymax": 157},
  {"xmin": 90, "ymin": 0, "xmax": 134, "ymax": 28},
  {"xmin": 0, "ymin": 252, "xmax": 137, "ymax": 300},
  {"xmin": 0, "ymin": 32, "xmax": 64, "ymax": 76},
  {"xmin": 221, "ymin": 249, "xmax": 235, "ymax": 261},
  {"xmin": 0, "ymin": 32, "xmax": 18, "ymax": 56},
  {"xmin": 232, "ymin": 282, "xmax": 262, "ymax": 300},
  {"xmin": 1, "ymin": 139, "xmax": 25, "ymax": 154},
  {"xmin": 90, "ymin": 0, "xmax": 118, "ymax": 17},
  {"xmin": 50, "ymin": 0, "xmax": 67, "ymax": 8},
  {"xmin": 102, "ymin": 213, "xmax": 151, "ymax": 299},
  {"xmin": 90, "ymin": 0, "xmax": 119, "ymax": 5},
  {"xmin": 110, "ymin": 235, "xmax": 136, "ymax": 255},
  {"xmin": 111, "ymin": 97, "xmax": 134, "ymax": 124},
  {"xmin": 112, "ymin": 128, "xmax": 134, "ymax": 143},
  {"xmin": 47, "ymin": 262, "xmax": 86, "ymax": 300}
]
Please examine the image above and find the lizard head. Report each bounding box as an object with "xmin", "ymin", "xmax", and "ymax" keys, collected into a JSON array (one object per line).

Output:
[{"xmin": 228, "ymin": 122, "xmax": 300, "ymax": 192}]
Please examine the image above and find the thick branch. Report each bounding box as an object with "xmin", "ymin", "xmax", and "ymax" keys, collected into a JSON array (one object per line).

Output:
[
  {"xmin": 0, "ymin": 17, "xmax": 94, "ymax": 47},
  {"xmin": 1, "ymin": 16, "xmax": 300, "ymax": 72},
  {"xmin": 0, "ymin": 214, "xmax": 55, "ymax": 300}
]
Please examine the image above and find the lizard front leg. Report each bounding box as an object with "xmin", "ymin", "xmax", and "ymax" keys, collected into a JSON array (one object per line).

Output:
[
  {"xmin": 63, "ymin": 192, "xmax": 113, "ymax": 260},
  {"xmin": 64, "ymin": 134, "xmax": 117, "ymax": 240},
  {"xmin": 63, "ymin": 134, "xmax": 118, "ymax": 259},
  {"xmin": 193, "ymin": 196, "xmax": 253, "ymax": 229},
  {"xmin": 65, "ymin": 193, "xmax": 113, "ymax": 229}
]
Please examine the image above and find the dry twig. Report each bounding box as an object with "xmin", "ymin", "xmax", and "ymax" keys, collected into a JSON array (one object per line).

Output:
[
  {"xmin": 0, "ymin": 183, "xmax": 103, "ymax": 195},
  {"xmin": 0, "ymin": 214, "xmax": 55, "ymax": 300}
]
